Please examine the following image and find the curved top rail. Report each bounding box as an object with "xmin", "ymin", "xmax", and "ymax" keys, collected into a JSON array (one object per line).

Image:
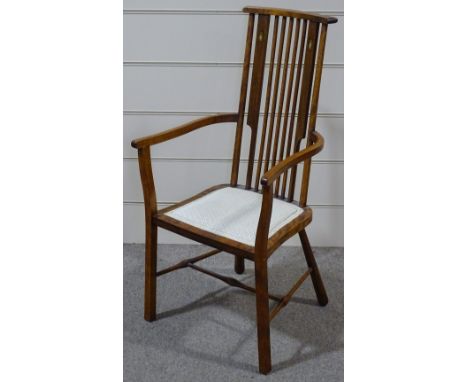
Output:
[{"xmin": 243, "ymin": 6, "xmax": 338, "ymax": 24}]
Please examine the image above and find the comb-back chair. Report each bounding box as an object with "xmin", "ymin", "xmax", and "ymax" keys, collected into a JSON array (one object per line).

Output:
[{"xmin": 131, "ymin": 6, "xmax": 338, "ymax": 374}]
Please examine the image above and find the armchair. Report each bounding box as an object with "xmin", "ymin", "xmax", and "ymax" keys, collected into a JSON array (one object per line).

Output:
[{"xmin": 131, "ymin": 6, "xmax": 337, "ymax": 374}]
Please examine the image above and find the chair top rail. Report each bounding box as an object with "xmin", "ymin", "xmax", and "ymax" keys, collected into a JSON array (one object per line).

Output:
[{"xmin": 243, "ymin": 6, "xmax": 338, "ymax": 24}]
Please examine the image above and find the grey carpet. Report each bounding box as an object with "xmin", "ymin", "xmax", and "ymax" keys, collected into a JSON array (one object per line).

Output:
[{"xmin": 124, "ymin": 244, "xmax": 343, "ymax": 382}]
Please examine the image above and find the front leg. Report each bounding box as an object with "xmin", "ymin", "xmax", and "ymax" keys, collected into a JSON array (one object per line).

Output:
[
  {"xmin": 137, "ymin": 146, "xmax": 158, "ymax": 322},
  {"xmin": 254, "ymin": 184, "xmax": 273, "ymax": 374},
  {"xmin": 255, "ymin": 256, "xmax": 272, "ymax": 374},
  {"xmin": 144, "ymin": 223, "xmax": 157, "ymax": 321}
]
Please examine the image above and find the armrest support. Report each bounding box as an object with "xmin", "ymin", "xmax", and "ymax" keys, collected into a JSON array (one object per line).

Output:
[
  {"xmin": 131, "ymin": 113, "xmax": 238, "ymax": 149},
  {"xmin": 133, "ymin": 113, "xmax": 238, "ymax": 224},
  {"xmin": 254, "ymin": 132, "xmax": 324, "ymax": 254},
  {"xmin": 260, "ymin": 131, "xmax": 324, "ymax": 186}
]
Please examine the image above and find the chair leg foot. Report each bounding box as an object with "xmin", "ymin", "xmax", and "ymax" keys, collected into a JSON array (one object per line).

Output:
[
  {"xmin": 144, "ymin": 225, "xmax": 157, "ymax": 321},
  {"xmin": 234, "ymin": 256, "xmax": 245, "ymax": 274},
  {"xmin": 255, "ymin": 257, "xmax": 272, "ymax": 374},
  {"xmin": 299, "ymin": 230, "xmax": 329, "ymax": 306}
]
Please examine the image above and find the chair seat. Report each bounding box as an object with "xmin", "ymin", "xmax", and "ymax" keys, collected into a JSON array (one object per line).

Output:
[{"xmin": 163, "ymin": 186, "xmax": 304, "ymax": 247}]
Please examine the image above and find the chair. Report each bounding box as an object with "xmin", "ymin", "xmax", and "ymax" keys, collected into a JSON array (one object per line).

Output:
[{"xmin": 131, "ymin": 6, "xmax": 338, "ymax": 374}]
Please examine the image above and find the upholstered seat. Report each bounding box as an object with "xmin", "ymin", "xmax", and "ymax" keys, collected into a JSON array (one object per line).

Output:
[{"xmin": 164, "ymin": 187, "xmax": 304, "ymax": 247}]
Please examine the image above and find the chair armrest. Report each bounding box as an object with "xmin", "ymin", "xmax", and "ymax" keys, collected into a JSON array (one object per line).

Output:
[
  {"xmin": 260, "ymin": 131, "xmax": 324, "ymax": 186},
  {"xmin": 254, "ymin": 132, "xmax": 324, "ymax": 253},
  {"xmin": 131, "ymin": 113, "xmax": 238, "ymax": 149}
]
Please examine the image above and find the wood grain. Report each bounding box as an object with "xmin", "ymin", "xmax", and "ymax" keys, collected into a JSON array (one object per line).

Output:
[
  {"xmin": 137, "ymin": 146, "xmax": 158, "ymax": 321},
  {"xmin": 246, "ymin": 14, "xmax": 270, "ymax": 189},
  {"xmin": 131, "ymin": 113, "xmax": 238, "ymax": 149},
  {"xmin": 254, "ymin": 16, "xmax": 279, "ymax": 191},
  {"xmin": 230, "ymin": 14, "xmax": 254, "ymax": 186}
]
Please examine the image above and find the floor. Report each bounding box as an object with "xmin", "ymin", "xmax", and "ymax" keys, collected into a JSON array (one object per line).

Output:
[{"xmin": 124, "ymin": 244, "xmax": 343, "ymax": 382}]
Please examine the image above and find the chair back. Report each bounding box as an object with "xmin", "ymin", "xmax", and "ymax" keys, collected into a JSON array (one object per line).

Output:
[{"xmin": 230, "ymin": 7, "xmax": 337, "ymax": 206}]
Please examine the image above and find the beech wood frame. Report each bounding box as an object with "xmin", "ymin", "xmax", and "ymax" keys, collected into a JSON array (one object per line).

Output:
[{"xmin": 131, "ymin": 7, "xmax": 337, "ymax": 375}]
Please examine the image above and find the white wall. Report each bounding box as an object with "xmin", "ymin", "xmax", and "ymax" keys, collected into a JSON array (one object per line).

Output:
[{"xmin": 123, "ymin": 0, "xmax": 344, "ymax": 246}]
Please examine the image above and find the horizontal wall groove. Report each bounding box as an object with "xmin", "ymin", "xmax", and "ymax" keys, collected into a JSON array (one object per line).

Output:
[
  {"xmin": 123, "ymin": 61, "xmax": 343, "ymax": 69},
  {"xmin": 124, "ymin": 9, "xmax": 344, "ymax": 16},
  {"xmin": 123, "ymin": 157, "xmax": 343, "ymax": 164},
  {"xmin": 123, "ymin": 201, "xmax": 344, "ymax": 208},
  {"xmin": 123, "ymin": 110, "xmax": 344, "ymax": 118}
]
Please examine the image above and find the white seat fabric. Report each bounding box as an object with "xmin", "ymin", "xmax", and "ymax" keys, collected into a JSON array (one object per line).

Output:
[{"xmin": 165, "ymin": 187, "xmax": 304, "ymax": 247}]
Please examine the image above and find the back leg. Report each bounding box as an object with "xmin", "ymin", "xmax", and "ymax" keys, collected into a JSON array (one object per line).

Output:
[
  {"xmin": 299, "ymin": 230, "xmax": 328, "ymax": 306},
  {"xmin": 234, "ymin": 256, "xmax": 245, "ymax": 274}
]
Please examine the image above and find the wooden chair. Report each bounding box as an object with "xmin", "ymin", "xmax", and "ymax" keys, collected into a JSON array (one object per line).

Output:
[{"xmin": 131, "ymin": 7, "xmax": 338, "ymax": 374}]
